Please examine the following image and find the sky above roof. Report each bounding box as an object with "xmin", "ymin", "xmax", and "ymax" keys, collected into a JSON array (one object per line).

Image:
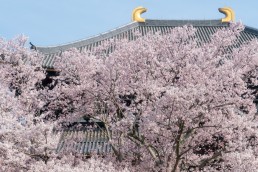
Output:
[{"xmin": 1, "ymin": 0, "xmax": 257, "ymax": 46}]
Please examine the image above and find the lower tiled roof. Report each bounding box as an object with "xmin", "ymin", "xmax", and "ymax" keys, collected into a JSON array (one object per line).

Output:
[{"xmin": 57, "ymin": 129, "xmax": 112, "ymax": 154}]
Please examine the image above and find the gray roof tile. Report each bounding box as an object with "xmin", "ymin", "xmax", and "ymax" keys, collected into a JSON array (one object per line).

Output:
[
  {"xmin": 57, "ymin": 129, "xmax": 111, "ymax": 154},
  {"xmin": 36, "ymin": 20, "xmax": 258, "ymax": 69}
]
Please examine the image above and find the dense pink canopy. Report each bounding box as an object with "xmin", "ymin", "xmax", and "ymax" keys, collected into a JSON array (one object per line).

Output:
[{"xmin": 1, "ymin": 23, "xmax": 258, "ymax": 171}]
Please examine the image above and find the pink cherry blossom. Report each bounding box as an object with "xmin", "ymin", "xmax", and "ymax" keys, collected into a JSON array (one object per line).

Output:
[{"xmin": 1, "ymin": 22, "xmax": 258, "ymax": 171}]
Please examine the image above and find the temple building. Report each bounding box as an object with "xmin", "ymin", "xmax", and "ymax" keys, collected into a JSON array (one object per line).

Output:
[
  {"xmin": 35, "ymin": 7, "xmax": 258, "ymax": 69},
  {"xmin": 34, "ymin": 7, "xmax": 258, "ymax": 155}
]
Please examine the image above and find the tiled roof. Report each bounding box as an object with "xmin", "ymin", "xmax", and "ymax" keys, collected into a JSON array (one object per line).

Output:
[
  {"xmin": 57, "ymin": 129, "xmax": 112, "ymax": 154},
  {"xmin": 36, "ymin": 19, "xmax": 258, "ymax": 69}
]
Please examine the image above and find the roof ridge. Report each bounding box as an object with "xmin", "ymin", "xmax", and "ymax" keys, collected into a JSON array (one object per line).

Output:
[{"xmin": 142, "ymin": 19, "xmax": 228, "ymax": 27}]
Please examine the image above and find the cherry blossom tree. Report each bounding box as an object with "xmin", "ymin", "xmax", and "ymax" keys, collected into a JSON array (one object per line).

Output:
[
  {"xmin": 52, "ymin": 22, "xmax": 258, "ymax": 171},
  {"xmin": 1, "ymin": 22, "xmax": 258, "ymax": 171},
  {"xmin": 0, "ymin": 36, "xmax": 127, "ymax": 171},
  {"xmin": 0, "ymin": 36, "xmax": 59, "ymax": 171}
]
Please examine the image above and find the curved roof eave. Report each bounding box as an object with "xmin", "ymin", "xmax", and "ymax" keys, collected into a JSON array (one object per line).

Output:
[{"xmin": 36, "ymin": 21, "xmax": 139, "ymax": 55}]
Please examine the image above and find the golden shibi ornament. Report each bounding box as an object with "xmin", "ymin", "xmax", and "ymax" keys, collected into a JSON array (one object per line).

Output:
[
  {"xmin": 219, "ymin": 7, "xmax": 235, "ymax": 23},
  {"xmin": 132, "ymin": 6, "xmax": 147, "ymax": 22}
]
